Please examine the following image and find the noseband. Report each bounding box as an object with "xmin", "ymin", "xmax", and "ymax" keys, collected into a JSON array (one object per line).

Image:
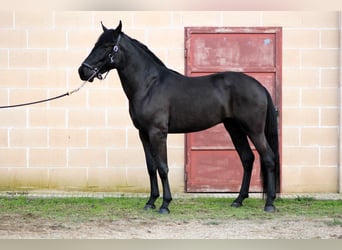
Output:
[{"xmin": 82, "ymin": 34, "xmax": 121, "ymax": 80}]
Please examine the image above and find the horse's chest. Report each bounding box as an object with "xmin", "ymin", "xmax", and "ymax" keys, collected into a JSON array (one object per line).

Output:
[
  {"xmin": 128, "ymin": 105, "xmax": 152, "ymax": 130},
  {"xmin": 128, "ymin": 107, "xmax": 142, "ymax": 129},
  {"xmin": 128, "ymin": 101, "xmax": 167, "ymax": 131}
]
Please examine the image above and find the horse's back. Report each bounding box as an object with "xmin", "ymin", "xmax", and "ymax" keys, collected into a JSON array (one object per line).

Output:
[{"xmin": 169, "ymin": 71, "xmax": 268, "ymax": 111}]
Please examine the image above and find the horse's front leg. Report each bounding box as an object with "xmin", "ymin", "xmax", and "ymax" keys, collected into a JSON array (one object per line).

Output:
[
  {"xmin": 148, "ymin": 128, "xmax": 172, "ymax": 214},
  {"xmin": 139, "ymin": 131, "xmax": 160, "ymax": 211}
]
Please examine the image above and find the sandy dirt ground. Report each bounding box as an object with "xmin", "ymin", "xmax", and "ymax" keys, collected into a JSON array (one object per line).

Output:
[{"xmin": 1, "ymin": 213, "xmax": 342, "ymax": 239}]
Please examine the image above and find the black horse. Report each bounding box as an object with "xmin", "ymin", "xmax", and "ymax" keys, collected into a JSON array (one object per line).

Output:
[{"xmin": 78, "ymin": 21, "xmax": 280, "ymax": 213}]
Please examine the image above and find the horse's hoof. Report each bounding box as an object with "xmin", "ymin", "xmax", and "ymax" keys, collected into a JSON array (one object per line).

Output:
[
  {"xmin": 158, "ymin": 208, "xmax": 170, "ymax": 214},
  {"xmin": 264, "ymin": 205, "xmax": 276, "ymax": 213},
  {"xmin": 143, "ymin": 204, "xmax": 156, "ymax": 211},
  {"xmin": 231, "ymin": 202, "xmax": 243, "ymax": 208}
]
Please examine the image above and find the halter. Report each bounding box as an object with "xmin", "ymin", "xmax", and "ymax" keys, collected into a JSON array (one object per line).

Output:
[{"xmin": 81, "ymin": 34, "xmax": 121, "ymax": 81}]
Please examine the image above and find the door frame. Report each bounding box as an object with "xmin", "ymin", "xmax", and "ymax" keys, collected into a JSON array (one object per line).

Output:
[{"xmin": 184, "ymin": 26, "xmax": 282, "ymax": 192}]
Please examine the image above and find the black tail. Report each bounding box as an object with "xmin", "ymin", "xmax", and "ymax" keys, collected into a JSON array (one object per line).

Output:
[{"xmin": 261, "ymin": 89, "xmax": 280, "ymax": 194}]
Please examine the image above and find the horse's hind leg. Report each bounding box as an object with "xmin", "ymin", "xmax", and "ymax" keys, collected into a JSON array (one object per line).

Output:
[
  {"xmin": 224, "ymin": 120, "xmax": 255, "ymax": 208},
  {"xmin": 248, "ymin": 133, "xmax": 276, "ymax": 212}
]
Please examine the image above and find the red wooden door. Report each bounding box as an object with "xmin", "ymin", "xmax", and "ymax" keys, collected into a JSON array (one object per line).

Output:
[{"xmin": 184, "ymin": 27, "xmax": 282, "ymax": 192}]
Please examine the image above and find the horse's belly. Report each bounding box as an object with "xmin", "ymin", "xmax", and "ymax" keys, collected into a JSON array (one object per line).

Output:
[
  {"xmin": 168, "ymin": 110, "xmax": 224, "ymax": 133},
  {"xmin": 168, "ymin": 96, "xmax": 231, "ymax": 133},
  {"xmin": 168, "ymin": 123, "xmax": 219, "ymax": 133}
]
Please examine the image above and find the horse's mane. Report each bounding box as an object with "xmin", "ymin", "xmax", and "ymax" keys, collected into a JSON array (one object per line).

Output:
[
  {"xmin": 124, "ymin": 33, "xmax": 167, "ymax": 68},
  {"xmin": 123, "ymin": 33, "xmax": 183, "ymax": 76},
  {"xmin": 97, "ymin": 30, "xmax": 170, "ymax": 70}
]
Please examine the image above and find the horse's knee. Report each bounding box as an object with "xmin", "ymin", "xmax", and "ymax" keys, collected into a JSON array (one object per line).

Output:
[
  {"xmin": 147, "ymin": 167, "xmax": 157, "ymax": 176},
  {"xmin": 157, "ymin": 164, "xmax": 169, "ymax": 179},
  {"xmin": 242, "ymin": 153, "xmax": 255, "ymax": 171}
]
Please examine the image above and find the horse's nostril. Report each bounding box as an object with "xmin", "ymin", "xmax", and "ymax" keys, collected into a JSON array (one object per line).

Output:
[
  {"xmin": 78, "ymin": 66, "xmax": 86, "ymax": 80},
  {"xmin": 78, "ymin": 66, "xmax": 91, "ymax": 81}
]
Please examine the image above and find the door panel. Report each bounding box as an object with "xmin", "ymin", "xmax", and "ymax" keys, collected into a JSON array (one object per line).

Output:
[
  {"xmin": 186, "ymin": 150, "xmax": 261, "ymax": 192},
  {"xmin": 188, "ymin": 33, "xmax": 276, "ymax": 70}
]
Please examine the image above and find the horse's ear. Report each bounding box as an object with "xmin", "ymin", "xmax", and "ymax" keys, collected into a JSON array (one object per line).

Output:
[
  {"xmin": 116, "ymin": 20, "xmax": 122, "ymax": 33},
  {"xmin": 101, "ymin": 21, "xmax": 108, "ymax": 32}
]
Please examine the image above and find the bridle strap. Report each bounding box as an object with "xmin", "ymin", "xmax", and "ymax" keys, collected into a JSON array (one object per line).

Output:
[
  {"xmin": 82, "ymin": 34, "xmax": 122, "ymax": 80},
  {"xmin": 109, "ymin": 34, "xmax": 121, "ymax": 62},
  {"xmin": 82, "ymin": 62, "xmax": 97, "ymax": 71},
  {"xmin": 113, "ymin": 34, "xmax": 121, "ymax": 53}
]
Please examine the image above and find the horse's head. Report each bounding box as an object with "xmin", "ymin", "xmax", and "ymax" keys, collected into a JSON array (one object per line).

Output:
[{"xmin": 78, "ymin": 21, "xmax": 123, "ymax": 82}]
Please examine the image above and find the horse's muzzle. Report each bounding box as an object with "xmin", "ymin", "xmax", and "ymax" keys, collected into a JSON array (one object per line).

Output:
[{"xmin": 78, "ymin": 65, "xmax": 95, "ymax": 82}]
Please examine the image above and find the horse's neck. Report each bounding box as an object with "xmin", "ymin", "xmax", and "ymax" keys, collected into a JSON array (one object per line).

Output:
[{"xmin": 117, "ymin": 40, "xmax": 166, "ymax": 101}]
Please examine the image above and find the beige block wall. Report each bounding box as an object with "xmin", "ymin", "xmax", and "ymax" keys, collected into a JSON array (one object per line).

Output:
[{"xmin": 0, "ymin": 11, "xmax": 340, "ymax": 194}]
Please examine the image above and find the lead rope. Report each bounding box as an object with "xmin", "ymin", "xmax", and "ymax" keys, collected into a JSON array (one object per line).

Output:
[{"xmin": 0, "ymin": 72, "xmax": 96, "ymax": 109}]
